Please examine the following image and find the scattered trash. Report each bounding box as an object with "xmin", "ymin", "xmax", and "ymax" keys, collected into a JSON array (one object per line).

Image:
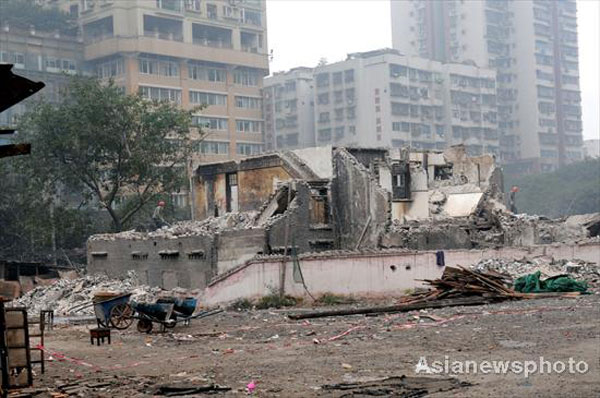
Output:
[
  {"xmin": 321, "ymin": 375, "xmax": 471, "ymax": 397},
  {"xmin": 154, "ymin": 384, "xmax": 231, "ymax": 396},
  {"xmin": 246, "ymin": 381, "xmax": 256, "ymax": 394}
]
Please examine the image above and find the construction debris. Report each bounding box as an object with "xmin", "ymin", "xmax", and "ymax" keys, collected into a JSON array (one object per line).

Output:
[
  {"xmin": 153, "ymin": 384, "xmax": 231, "ymax": 396},
  {"xmin": 89, "ymin": 211, "xmax": 258, "ymax": 241},
  {"xmin": 12, "ymin": 271, "xmax": 197, "ymax": 316},
  {"xmin": 288, "ymin": 266, "xmax": 584, "ymax": 320},
  {"xmin": 321, "ymin": 375, "xmax": 471, "ymax": 397},
  {"xmin": 472, "ymin": 258, "xmax": 600, "ymax": 289}
]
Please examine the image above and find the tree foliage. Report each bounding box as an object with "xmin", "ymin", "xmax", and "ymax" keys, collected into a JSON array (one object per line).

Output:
[
  {"xmin": 504, "ymin": 159, "xmax": 600, "ymax": 218},
  {"xmin": 18, "ymin": 77, "xmax": 199, "ymax": 231},
  {"xmin": 0, "ymin": 0, "xmax": 75, "ymax": 33},
  {"xmin": 0, "ymin": 160, "xmax": 106, "ymax": 262}
]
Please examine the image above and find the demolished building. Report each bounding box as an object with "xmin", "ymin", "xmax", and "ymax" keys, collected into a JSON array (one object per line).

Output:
[{"xmin": 87, "ymin": 145, "xmax": 598, "ymax": 296}]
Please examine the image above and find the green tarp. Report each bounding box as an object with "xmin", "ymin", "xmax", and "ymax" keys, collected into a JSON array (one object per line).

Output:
[{"xmin": 514, "ymin": 271, "xmax": 588, "ymax": 294}]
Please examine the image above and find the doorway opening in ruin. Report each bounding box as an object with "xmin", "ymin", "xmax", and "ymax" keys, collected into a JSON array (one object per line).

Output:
[{"xmin": 225, "ymin": 172, "xmax": 239, "ymax": 212}]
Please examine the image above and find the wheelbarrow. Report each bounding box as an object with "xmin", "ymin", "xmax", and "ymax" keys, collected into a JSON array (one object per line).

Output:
[
  {"xmin": 93, "ymin": 293, "xmax": 134, "ymax": 330},
  {"xmin": 131, "ymin": 300, "xmax": 176, "ymax": 333},
  {"xmin": 132, "ymin": 297, "xmax": 223, "ymax": 333}
]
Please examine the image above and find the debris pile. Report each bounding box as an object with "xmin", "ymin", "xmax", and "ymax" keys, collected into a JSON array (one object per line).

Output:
[
  {"xmin": 288, "ymin": 265, "xmax": 586, "ymax": 320},
  {"xmin": 90, "ymin": 211, "xmax": 258, "ymax": 241},
  {"xmin": 13, "ymin": 271, "xmax": 195, "ymax": 316},
  {"xmin": 472, "ymin": 258, "xmax": 600, "ymax": 289},
  {"xmin": 418, "ymin": 266, "xmax": 514, "ymax": 301}
]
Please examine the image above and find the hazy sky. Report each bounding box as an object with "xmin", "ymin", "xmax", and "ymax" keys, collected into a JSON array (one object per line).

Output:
[{"xmin": 267, "ymin": 0, "xmax": 599, "ymax": 141}]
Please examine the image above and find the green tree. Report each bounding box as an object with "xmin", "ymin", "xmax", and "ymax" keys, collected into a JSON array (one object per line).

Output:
[
  {"xmin": 18, "ymin": 77, "xmax": 200, "ymax": 232},
  {"xmin": 504, "ymin": 159, "xmax": 600, "ymax": 217}
]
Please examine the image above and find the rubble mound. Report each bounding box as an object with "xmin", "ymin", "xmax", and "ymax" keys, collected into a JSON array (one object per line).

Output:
[
  {"xmin": 471, "ymin": 258, "xmax": 600, "ymax": 289},
  {"xmin": 89, "ymin": 211, "xmax": 258, "ymax": 241},
  {"xmin": 13, "ymin": 271, "xmax": 192, "ymax": 316}
]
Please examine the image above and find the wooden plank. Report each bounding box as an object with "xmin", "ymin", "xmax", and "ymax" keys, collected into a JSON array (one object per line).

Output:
[
  {"xmin": 5, "ymin": 311, "xmax": 24, "ymax": 328},
  {"xmin": 6, "ymin": 329, "xmax": 26, "ymax": 347},
  {"xmin": 8, "ymin": 369, "xmax": 29, "ymax": 388},
  {"xmin": 8, "ymin": 348, "xmax": 28, "ymax": 368},
  {"xmin": 288, "ymin": 296, "xmax": 500, "ymax": 320}
]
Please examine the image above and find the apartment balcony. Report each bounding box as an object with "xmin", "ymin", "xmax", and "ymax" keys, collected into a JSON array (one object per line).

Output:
[
  {"xmin": 192, "ymin": 37, "xmax": 232, "ymax": 49},
  {"xmin": 144, "ymin": 30, "xmax": 183, "ymax": 42},
  {"xmin": 83, "ymin": 36, "xmax": 269, "ymax": 70}
]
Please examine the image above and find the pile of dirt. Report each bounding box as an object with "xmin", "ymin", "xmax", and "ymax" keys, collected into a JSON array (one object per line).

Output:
[
  {"xmin": 89, "ymin": 211, "xmax": 258, "ymax": 241},
  {"xmin": 13, "ymin": 271, "xmax": 196, "ymax": 316}
]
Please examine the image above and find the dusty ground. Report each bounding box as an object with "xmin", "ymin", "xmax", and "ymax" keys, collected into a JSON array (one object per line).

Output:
[{"xmin": 23, "ymin": 294, "xmax": 600, "ymax": 397}]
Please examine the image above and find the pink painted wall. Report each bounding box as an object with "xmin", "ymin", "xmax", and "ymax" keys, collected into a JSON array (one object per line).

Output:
[{"xmin": 203, "ymin": 242, "xmax": 600, "ymax": 305}]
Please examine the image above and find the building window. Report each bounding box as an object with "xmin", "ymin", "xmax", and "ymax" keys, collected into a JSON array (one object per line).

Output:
[
  {"xmin": 318, "ymin": 112, "xmax": 330, "ymax": 123},
  {"xmin": 316, "ymin": 73, "xmax": 329, "ymax": 87},
  {"xmin": 139, "ymin": 56, "xmax": 179, "ymax": 76},
  {"xmin": 96, "ymin": 57, "xmax": 124, "ymax": 78},
  {"xmin": 285, "ymin": 80, "xmax": 296, "ymax": 92},
  {"xmin": 318, "ymin": 128, "xmax": 331, "ymax": 141},
  {"xmin": 233, "ymin": 68, "xmax": 260, "ymax": 86},
  {"xmin": 139, "ymin": 86, "xmax": 182, "ymax": 104},
  {"xmin": 188, "ymin": 62, "xmax": 226, "ymax": 82},
  {"xmin": 156, "ymin": 0, "xmax": 182, "ymax": 12},
  {"xmin": 236, "ymin": 143, "xmax": 263, "ymax": 155},
  {"xmin": 235, "ymin": 96, "xmax": 261, "ymax": 109},
  {"xmin": 192, "ymin": 116, "xmax": 228, "ymax": 130},
  {"xmin": 334, "ymin": 90, "xmax": 343, "ymax": 104},
  {"xmin": 391, "ymin": 102, "xmax": 409, "ymax": 116},
  {"xmin": 537, "ymin": 85, "xmax": 554, "ymax": 99},
  {"xmin": 199, "ymin": 141, "xmax": 229, "ymax": 154},
  {"xmin": 317, "ymin": 93, "xmax": 329, "ymax": 105},
  {"xmin": 236, "ymin": 119, "xmax": 262, "ymax": 133},
  {"xmin": 391, "ymin": 163, "xmax": 410, "ymax": 200},
  {"xmin": 344, "ymin": 69, "xmax": 354, "ymax": 83},
  {"xmin": 190, "ymin": 91, "xmax": 227, "ymax": 105},
  {"xmin": 333, "ymin": 72, "xmax": 343, "ymax": 85}
]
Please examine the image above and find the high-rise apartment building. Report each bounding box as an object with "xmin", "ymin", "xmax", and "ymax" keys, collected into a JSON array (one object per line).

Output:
[
  {"xmin": 9, "ymin": 0, "xmax": 268, "ymax": 165},
  {"xmin": 263, "ymin": 67, "xmax": 314, "ymax": 151},
  {"xmin": 0, "ymin": 25, "xmax": 83, "ymax": 126},
  {"xmin": 265, "ymin": 49, "xmax": 499, "ymax": 156},
  {"xmin": 391, "ymin": 0, "xmax": 583, "ymax": 173}
]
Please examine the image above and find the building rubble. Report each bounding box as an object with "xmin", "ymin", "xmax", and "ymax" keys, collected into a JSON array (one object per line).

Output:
[
  {"xmin": 83, "ymin": 145, "xmax": 600, "ymax": 300},
  {"xmin": 89, "ymin": 211, "xmax": 259, "ymax": 241},
  {"xmin": 13, "ymin": 271, "xmax": 199, "ymax": 316},
  {"xmin": 471, "ymin": 257, "xmax": 600, "ymax": 289}
]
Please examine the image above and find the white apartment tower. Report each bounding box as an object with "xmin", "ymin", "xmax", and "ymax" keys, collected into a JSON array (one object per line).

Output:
[
  {"xmin": 265, "ymin": 49, "xmax": 500, "ymax": 156},
  {"xmin": 392, "ymin": 0, "xmax": 583, "ymax": 173},
  {"xmin": 263, "ymin": 67, "xmax": 315, "ymax": 151}
]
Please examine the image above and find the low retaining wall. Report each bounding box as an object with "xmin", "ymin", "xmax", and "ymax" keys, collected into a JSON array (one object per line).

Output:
[{"xmin": 203, "ymin": 242, "xmax": 600, "ymax": 306}]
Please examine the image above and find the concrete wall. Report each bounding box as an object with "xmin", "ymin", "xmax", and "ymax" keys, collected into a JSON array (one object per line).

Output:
[
  {"xmin": 267, "ymin": 181, "xmax": 336, "ymax": 253},
  {"xmin": 216, "ymin": 229, "xmax": 267, "ymax": 275},
  {"xmin": 195, "ymin": 164, "xmax": 292, "ymax": 220},
  {"xmin": 237, "ymin": 166, "xmax": 291, "ymax": 211},
  {"xmin": 331, "ymin": 149, "xmax": 390, "ymax": 249},
  {"xmin": 87, "ymin": 235, "xmax": 216, "ymax": 290},
  {"xmin": 203, "ymin": 242, "xmax": 600, "ymax": 305}
]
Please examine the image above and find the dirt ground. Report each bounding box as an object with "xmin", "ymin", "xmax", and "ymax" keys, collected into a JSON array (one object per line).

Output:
[{"xmin": 22, "ymin": 294, "xmax": 600, "ymax": 397}]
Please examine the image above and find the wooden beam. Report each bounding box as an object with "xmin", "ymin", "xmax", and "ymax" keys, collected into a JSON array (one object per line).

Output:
[{"xmin": 0, "ymin": 143, "xmax": 31, "ymax": 158}]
